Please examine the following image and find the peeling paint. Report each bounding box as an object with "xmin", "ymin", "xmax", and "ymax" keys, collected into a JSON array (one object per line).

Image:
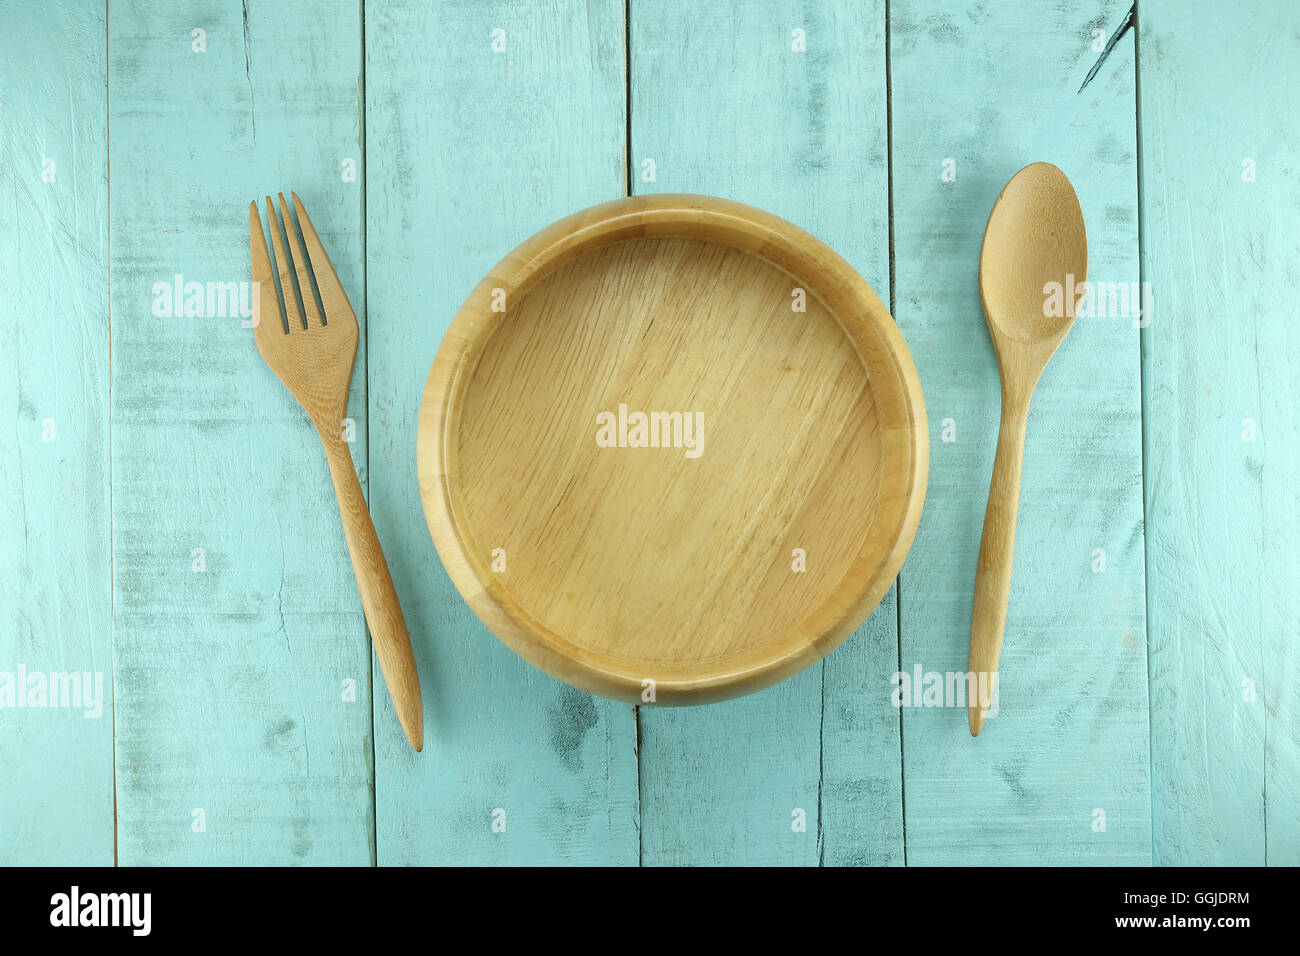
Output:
[
  {"xmin": 1078, "ymin": 3, "xmax": 1135, "ymax": 93},
  {"xmin": 242, "ymin": 0, "xmax": 256, "ymax": 141}
]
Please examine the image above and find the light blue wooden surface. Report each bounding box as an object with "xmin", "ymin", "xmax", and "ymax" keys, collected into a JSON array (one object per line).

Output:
[
  {"xmin": 0, "ymin": 0, "xmax": 113, "ymax": 865},
  {"xmin": 1139, "ymin": 0, "xmax": 1299, "ymax": 866},
  {"xmin": 0, "ymin": 0, "xmax": 1295, "ymax": 865},
  {"xmin": 892, "ymin": 0, "xmax": 1151, "ymax": 864},
  {"xmin": 108, "ymin": 0, "xmax": 372, "ymax": 864},
  {"xmin": 630, "ymin": 0, "xmax": 903, "ymax": 866},
  {"xmin": 364, "ymin": 0, "xmax": 640, "ymax": 866}
]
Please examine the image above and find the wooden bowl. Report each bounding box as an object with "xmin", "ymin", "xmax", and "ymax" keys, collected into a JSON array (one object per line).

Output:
[{"xmin": 418, "ymin": 194, "xmax": 927, "ymax": 704}]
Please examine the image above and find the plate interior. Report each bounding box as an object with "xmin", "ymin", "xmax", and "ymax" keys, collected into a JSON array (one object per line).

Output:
[{"xmin": 455, "ymin": 236, "xmax": 883, "ymax": 666}]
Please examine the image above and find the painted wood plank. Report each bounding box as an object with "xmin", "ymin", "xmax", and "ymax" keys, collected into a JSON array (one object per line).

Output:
[
  {"xmin": 631, "ymin": 0, "xmax": 902, "ymax": 866},
  {"xmin": 891, "ymin": 0, "xmax": 1151, "ymax": 863},
  {"xmin": 365, "ymin": 0, "xmax": 639, "ymax": 865},
  {"xmin": 822, "ymin": 590, "xmax": 904, "ymax": 864},
  {"xmin": 109, "ymin": 0, "xmax": 373, "ymax": 864},
  {"xmin": 0, "ymin": 0, "xmax": 114, "ymax": 865},
  {"xmin": 1139, "ymin": 0, "xmax": 1300, "ymax": 866}
]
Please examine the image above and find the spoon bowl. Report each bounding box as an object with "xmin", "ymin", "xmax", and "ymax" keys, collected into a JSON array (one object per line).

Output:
[{"xmin": 980, "ymin": 163, "xmax": 1088, "ymax": 351}]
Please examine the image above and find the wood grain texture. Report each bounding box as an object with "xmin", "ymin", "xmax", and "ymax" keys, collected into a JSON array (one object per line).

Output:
[
  {"xmin": 1139, "ymin": 0, "xmax": 1300, "ymax": 865},
  {"xmin": 0, "ymin": 0, "xmax": 113, "ymax": 865},
  {"xmin": 891, "ymin": 0, "xmax": 1151, "ymax": 863},
  {"xmin": 630, "ymin": 0, "xmax": 903, "ymax": 865},
  {"xmin": 420, "ymin": 195, "xmax": 926, "ymax": 704},
  {"xmin": 109, "ymin": 0, "xmax": 373, "ymax": 864},
  {"xmin": 365, "ymin": 0, "xmax": 640, "ymax": 865}
]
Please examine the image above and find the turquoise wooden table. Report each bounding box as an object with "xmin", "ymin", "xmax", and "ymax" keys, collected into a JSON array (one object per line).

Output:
[{"xmin": 2, "ymin": 0, "xmax": 1296, "ymax": 866}]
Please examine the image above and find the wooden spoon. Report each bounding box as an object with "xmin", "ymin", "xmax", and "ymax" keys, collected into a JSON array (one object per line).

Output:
[{"xmin": 968, "ymin": 162, "xmax": 1087, "ymax": 736}]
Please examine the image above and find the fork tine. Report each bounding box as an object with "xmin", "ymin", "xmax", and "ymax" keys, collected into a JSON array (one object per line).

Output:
[
  {"xmin": 264, "ymin": 195, "xmax": 304, "ymax": 331},
  {"xmin": 278, "ymin": 192, "xmax": 324, "ymax": 327},
  {"xmin": 291, "ymin": 192, "xmax": 352, "ymax": 322},
  {"xmin": 249, "ymin": 201, "xmax": 284, "ymax": 335}
]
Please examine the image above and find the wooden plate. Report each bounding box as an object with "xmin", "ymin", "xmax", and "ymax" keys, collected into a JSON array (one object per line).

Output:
[{"xmin": 418, "ymin": 194, "xmax": 927, "ymax": 704}]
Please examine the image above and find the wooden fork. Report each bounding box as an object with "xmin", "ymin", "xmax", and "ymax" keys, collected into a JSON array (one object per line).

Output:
[{"xmin": 250, "ymin": 192, "xmax": 423, "ymax": 752}]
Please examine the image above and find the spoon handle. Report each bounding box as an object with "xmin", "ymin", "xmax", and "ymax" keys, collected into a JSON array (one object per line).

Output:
[{"xmin": 968, "ymin": 395, "xmax": 1030, "ymax": 736}]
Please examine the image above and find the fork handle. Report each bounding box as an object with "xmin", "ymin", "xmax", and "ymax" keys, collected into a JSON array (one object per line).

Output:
[{"xmin": 319, "ymin": 430, "xmax": 424, "ymax": 752}]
